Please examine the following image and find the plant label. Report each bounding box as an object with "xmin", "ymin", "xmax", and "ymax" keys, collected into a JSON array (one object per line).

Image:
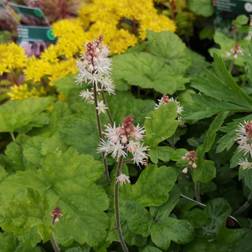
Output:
[{"xmin": 17, "ymin": 25, "xmax": 56, "ymax": 43}]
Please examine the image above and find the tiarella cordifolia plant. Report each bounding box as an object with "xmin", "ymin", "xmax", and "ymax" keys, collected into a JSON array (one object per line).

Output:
[
  {"xmin": 99, "ymin": 116, "xmax": 148, "ymax": 252},
  {"xmin": 77, "ymin": 37, "xmax": 148, "ymax": 252},
  {"xmin": 76, "ymin": 36, "xmax": 114, "ymax": 180}
]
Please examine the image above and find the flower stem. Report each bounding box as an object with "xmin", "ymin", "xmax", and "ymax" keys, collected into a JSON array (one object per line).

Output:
[
  {"xmin": 93, "ymin": 84, "xmax": 110, "ymax": 182},
  {"xmin": 114, "ymin": 157, "xmax": 128, "ymax": 252},
  {"xmin": 50, "ymin": 233, "xmax": 60, "ymax": 252},
  {"xmin": 101, "ymin": 91, "xmax": 113, "ymax": 125}
]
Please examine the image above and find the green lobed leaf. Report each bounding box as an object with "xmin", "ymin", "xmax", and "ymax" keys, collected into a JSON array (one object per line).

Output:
[
  {"xmin": 188, "ymin": 0, "xmax": 214, "ymax": 17},
  {"xmin": 0, "ymin": 232, "xmax": 41, "ymax": 252},
  {"xmin": 181, "ymin": 90, "xmax": 243, "ymax": 121},
  {"xmin": 2, "ymin": 134, "xmax": 66, "ymax": 171},
  {"xmin": 125, "ymin": 165, "xmax": 178, "ymax": 207},
  {"xmin": 192, "ymin": 159, "xmax": 216, "ymax": 183},
  {"xmin": 108, "ymin": 91, "xmax": 154, "ymax": 124},
  {"xmin": 192, "ymin": 55, "xmax": 252, "ymax": 110},
  {"xmin": 144, "ymin": 103, "xmax": 178, "ymax": 147},
  {"xmin": 0, "ymin": 97, "xmax": 53, "ymax": 133},
  {"xmin": 150, "ymin": 146, "xmax": 187, "ymax": 164},
  {"xmin": 151, "ymin": 216, "xmax": 194, "ymax": 250},
  {"xmin": 150, "ymin": 186, "xmax": 181, "ymax": 220},
  {"xmin": 204, "ymin": 198, "xmax": 232, "ymax": 236},
  {"xmin": 0, "ymin": 147, "xmax": 109, "ymax": 247},
  {"xmin": 0, "ymin": 188, "xmax": 51, "ymax": 246},
  {"xmin": 113, "ymin": 52, "xmax": 188, "ymax": 94},
  {"xmin": 146, "ymin": 31, "xmax": 191, "ymax": 74},
  {"xmin": 199, "ymin": 112, "xmax": 228, "ymax": 158},
  {"xmin": 121, "ymin": 200, "xmax": 152, "ymax": 237},
  {"xmin": 112, "ymin": 31, "xmax": 190, "ymax": 94}
]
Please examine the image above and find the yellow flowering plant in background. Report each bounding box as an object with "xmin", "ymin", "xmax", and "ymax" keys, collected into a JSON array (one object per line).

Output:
[
  {"xmin": 0, "ymin": 43, "xmax": 26, "ymax": 75},
  {"xmin": 0, "ymin": 0, "xmax": 175, "ymax": 100}
]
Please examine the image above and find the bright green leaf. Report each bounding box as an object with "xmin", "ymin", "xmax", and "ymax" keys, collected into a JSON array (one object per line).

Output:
[
  {"xmin": 145, "ymin": 103, "xmax": 178, "ymax": 147},
  {"xmin": 188, "ymin": 0, "xmax": 214, "ymax": 17},
  {"xmin": 125, "ymin": 165, "xmax": 177, "ymax": 207},
  {"xmin": 0, "ymin": 97, "xmax": 52, "ymax": 133},
  {"xmin": 0, "ymin": 148, "xmax": 109, "ymax": 247},
  {"xmin": 151, "ymin": 216, "xmax": 194, "ymax": 250}
]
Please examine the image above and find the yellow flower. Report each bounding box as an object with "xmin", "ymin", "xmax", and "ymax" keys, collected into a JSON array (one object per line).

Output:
[
  {"xmin": 24, "ymin": 57, "xmax": 52, "ymax": 83},
  {"xmin": 49, "ymin": 58, "xmax": 77, "ymax": 84},
  {"xmin": 79, "ymin": 0, "xmax": 176, "ymax": 53},
  {"xmin": 2, "ymin": 0, "xmax": 177, "ymax": 101},
  {"xmin": 0, "ymin": 43, "xmax": 27, "ymax": 75},
  {"xmin": 52, "ymin": 18, "xmax": 87, "ymax": 58},
  {"xmin": 139, "ymin": 14, "xmax": 176, "ymax": 40},
  {"xmin": 7, "ymin": 84, "xmax": 46, "ymax": 100}
]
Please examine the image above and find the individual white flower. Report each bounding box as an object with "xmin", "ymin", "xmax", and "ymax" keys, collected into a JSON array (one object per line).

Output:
[
  {"xmin": 111, "ymin": 141, "xmax": 127, "ymax": 159},
  {"xmin": 104, "ymin": 124, "xmax": 121, "ymax": 143},
  {"xmin": 182, "ymin": 167, "xmax": 188, "ymax": 174},
  {"xmin": 98, "ymin": 139, "xmax": 113, "ymax": 156},
  {"xmin": 98, "ymin": 139, "xmax": 127, "ymax": 160},
  {"xmin": 131, "ymin": 125, "xmax": 145, "ymax": 141},
  {"xmin": 116, "ymin": 173, "xmax": 130, "ymax": 185},
  {"xmin": 100, "ymin": 76, "xmax": 115, "ymax": 94},
  {"xmin": 79, "ymin": 89, "xmax": 94, "ymax": 104},
  {"xmin": 130, "ymin": 142, "xmax": 148, "ymax": 166},
  {"xmin": 238, "ymin": 159, "xmax": 252, "ymax": 170},
  {"xmin": 96, "ymin": 100, "xmax": 108, "ymax": 114},
  {"xmin": 236, "ymin": 121, "xmax": 252, "ymax": 158}
]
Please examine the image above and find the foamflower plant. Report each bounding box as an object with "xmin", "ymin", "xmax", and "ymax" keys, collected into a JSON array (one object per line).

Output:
[
  {"xmin": 98, "ymin": 115, "xmax": 148, "ymax": 252},
  {"xmin": 76, "ymin": 37, "xmax": 149, "ymax": 252},
  {"xmin": 76, "ymin": 36, "xmax": 114, "ymax": 181}
]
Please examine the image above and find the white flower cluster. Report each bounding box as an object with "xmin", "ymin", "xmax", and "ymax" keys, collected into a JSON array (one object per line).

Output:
[
  {"xmin": 182, "ymin": 150, "xmax": 197, "ymax": 174},
  {"xmin": 155, "ymin": 95, "xmax": 183, "ymax": 118},
  {"xmin": 76, "ymin": 36, "xmax": 115, "ymax": 114},
  {"xmin": 236, "ymin": 121, "xmax": 252, "ymax": 158},
  {"xmin": 98, "ymin": 116, "xmax": 148, "ymax": 166},
  {"xmin": 226, "ymin": 44, "xmax": 243, "ymax": 59}
]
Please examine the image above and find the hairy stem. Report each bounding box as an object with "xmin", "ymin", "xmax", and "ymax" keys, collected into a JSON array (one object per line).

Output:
[
  {"xmin": 114, "ymin": 157, "xmax": 129, "ymax": 252},
  {"xmin": 50, "ymin": 233, "xmax": 60, "ymax": 252},
  {"xmin": 93, "ymin": 84, "xmax": 110, "ymax": 182},
  {"xmin": 101, "ymin": 91, "xmax": 113, "ymax": 125}
]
